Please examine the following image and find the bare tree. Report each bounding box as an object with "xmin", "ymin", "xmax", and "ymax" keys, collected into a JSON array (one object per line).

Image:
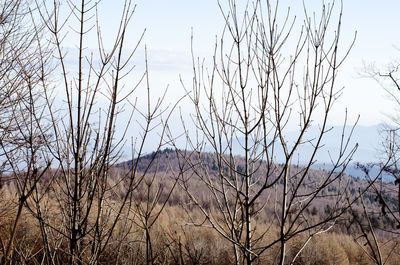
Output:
[
  {"xmin": 0, "ymin": 1, "xmax": 53, "ymax": 264},
  {"xmin": 177, "ymin": 0, "xmax": 357, "ymax": 264},
  {"xmin": 19, "ymin": 0, "xmax": 171, "ymax": 264},
  {"xmin": 348, "ymin": 55, "xmax": 400, "ymax": 265}
]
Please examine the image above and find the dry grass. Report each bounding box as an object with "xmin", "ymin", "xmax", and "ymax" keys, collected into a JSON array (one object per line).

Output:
[
  {"xmin": 0, "ymin": 196, "xmax": 398, "ymax": 265},
  {"xmin": 0, "ymin": 165, "xmax": 399, "ymax": 265}
]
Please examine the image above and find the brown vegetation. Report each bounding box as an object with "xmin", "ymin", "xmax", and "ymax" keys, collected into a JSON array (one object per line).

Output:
[
  {"xmin": 0, "ymin": 171, "xmax": 400, "ymax": 265},
  {"xmin": 1, "ymin": 151, "xmax": 399, "ymax": 264}
]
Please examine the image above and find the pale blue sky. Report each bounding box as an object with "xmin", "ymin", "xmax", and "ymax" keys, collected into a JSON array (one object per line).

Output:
[
  {"xmin": 94, "ymin": 1, "xmax": 400, "ymax": 126},
  {"xmin": 76, "ymin": 0, "xmax": 400, "ymax": 132}
]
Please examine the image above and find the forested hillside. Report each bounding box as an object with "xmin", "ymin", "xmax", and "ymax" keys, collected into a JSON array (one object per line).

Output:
[{"xmin": 0, "ymin": 149, "xmax": 398, "ymax": 264}]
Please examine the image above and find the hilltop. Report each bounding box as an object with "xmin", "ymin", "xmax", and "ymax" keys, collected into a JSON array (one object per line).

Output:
[{"xmin": 117, "ymin": 148, "xmax": 398, "ymax": 233}]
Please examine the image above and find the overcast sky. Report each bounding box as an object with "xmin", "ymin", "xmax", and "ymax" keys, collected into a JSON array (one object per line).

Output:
[{"xmin": 81, "ymin": 0, "xmax": 400, "ymax": 131}]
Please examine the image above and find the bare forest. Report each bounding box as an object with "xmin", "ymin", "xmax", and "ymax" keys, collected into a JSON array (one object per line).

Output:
[{"xmin": 0, "ymin": 0, "xmax": 399, "ymax": 265}]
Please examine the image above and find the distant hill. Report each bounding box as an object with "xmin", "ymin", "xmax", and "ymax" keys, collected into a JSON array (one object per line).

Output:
[
  {"xmin": 198, "ymin": 124, "xmax": 392, "ymax": 180},
  {"xmin": 117, "ymin": 124, "xmax": 395, "ymax": 182},
  {"xmin": 116, "ymin": 148, "xmax": 398, "ymax": 232},
  {"xmin": 287, "ymin": 124, "xmax": 383, "ymax": 164},
  {"xmin": 207, "ymin": 124, "xmax": 383, "ymax": 163}
]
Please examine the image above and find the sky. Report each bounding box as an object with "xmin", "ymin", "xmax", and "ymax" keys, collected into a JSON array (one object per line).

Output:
[
  {"xmin": 87, "ymin": 0, "xmax": 400, "ymax": 129},
  {"xmin": 53, "ymin": 0, "xmax": 400, "ymax": 154}
]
